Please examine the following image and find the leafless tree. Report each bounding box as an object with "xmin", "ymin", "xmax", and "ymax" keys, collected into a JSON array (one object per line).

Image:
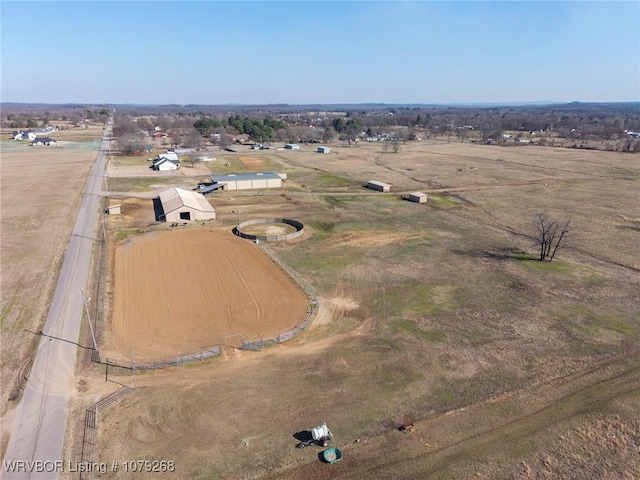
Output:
[
  {"xmin": 219, "ymin": 132, "xmax": 232, "ymax": 149},
  {"xmin": 533, "ymin": 211, "xmax": 571, "ymax": 262},
  {"xmin": 184, "ymin": 151, "xmax": 202, "ymax": 168},
  {"xmin": 184, "ymin": 129, "xmax": 203, "ymax": 149}
]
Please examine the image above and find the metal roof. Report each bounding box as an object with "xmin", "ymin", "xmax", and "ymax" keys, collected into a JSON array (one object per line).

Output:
[
  {"xmin": 211, "ymin": 172, "xmax": 281, "ymax": 182},
  {"xmin": 158, "ymin": 187, "xmax": 216, "ymax": 214}
]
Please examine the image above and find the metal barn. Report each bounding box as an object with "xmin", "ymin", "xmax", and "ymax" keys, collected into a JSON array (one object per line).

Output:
[
  {"xmin": 209, "ymin": 172, "xmax": 283, "ymax": 191},
  {"xmin": 366, "ymin": 180, "xmax": 391, "ymax": 192},
  {"xmin": 158, "ymin": 187, "xmax": 216, "ymax": 222},
  {"xmin": 408, "ymin": 192, "xmax": 428, "ymax": 203}
]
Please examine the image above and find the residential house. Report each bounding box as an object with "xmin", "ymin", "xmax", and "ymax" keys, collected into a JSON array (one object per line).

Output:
[{"xmin": 30, "ymin": 137, "xmax": 57, "ymax": 146}]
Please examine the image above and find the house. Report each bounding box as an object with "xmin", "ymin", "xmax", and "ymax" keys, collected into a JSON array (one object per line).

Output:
[
  {"xmin": 13, "ymin": 131, "xmax": 37, "ymax": 141},
  {"xmin": 284, "ymin": 143, "xmax": 300, "ymax": 150},
  {"xmin": 30, "ymin": 137, "xmax": 57, "ymax": 146},
  {"xmin": 317, "ymin": 146, "xmax": 331, "ymax": 154},
  {"xmin": 157, "ymin": 152, "xmax": 179, "ymax": 162},
  {"xmin": 35, "ymin": 126, "xmax": 56, "ymax": 136},
  {"xmin": 158, "ymin": 187, "xmax": 216, "ymax": 222},
  {"xmin": 151, "ymin": 157, "xmax": 179, "ymax": 171},
  {"xmin": 152, "ymin": 132, "xmax": 169, "ymax": 139}
]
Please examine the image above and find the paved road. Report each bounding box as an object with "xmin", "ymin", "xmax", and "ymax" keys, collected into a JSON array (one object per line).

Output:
[{"xmin": 3, "ymin": 124, "xmax": 112, "ymax": 479}]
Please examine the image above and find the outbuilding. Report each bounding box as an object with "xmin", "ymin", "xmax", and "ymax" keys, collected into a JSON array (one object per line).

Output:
[
  {"xmin": 408, "ymin": 192, "xmax": 428, "ymax": 203},
  {"xmin": 209, "ymin": 172, "xmax": 282, "ymax": 191},
  {"xmin": 284, "ymin": 143, "xmax": 300, "ymax": 150},
  {"xmin": 366, "ymin": 180, "xmax": 391, "ymax": 192},
  {"xmin": 158, "ymin": 187, "xmax": 216, "ymax": 222},
  {"xmin": 108, "ymin": 203, "xmax": 122, "ymax": 215},
  {"xmin": 317, "ymin": 146, "xmax": 331, "ymax": 154}
]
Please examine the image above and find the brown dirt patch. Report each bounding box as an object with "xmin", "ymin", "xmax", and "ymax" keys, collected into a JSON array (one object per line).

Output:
[
  {"xmin": 105, "ymin": 228, "xmax": 309, "ymax": 362},
  {"xmin": 328, "ymin": 231, "xmax": 426, "ymax": 249},
  {"xmin": 238, "ymin": 155, "xmax": 267, "ymax": 170}
]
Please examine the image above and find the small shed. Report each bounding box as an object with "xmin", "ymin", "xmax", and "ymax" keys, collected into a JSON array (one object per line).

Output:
[
  {"xmin": 408, "ymin": 192, "xmax": 428, "ymax": 203},
  {"xmin": 285, "ymin": 143, "xmax": 300, "ymax": 150},
  {"xmin": 366, "ymin": 180, "xmax": 391, "ymax": 192},
  {"xmin": 108, "ymin": 203, "xmax": 122, "ymax": 215},
  {"xmin": 317, "ymin": 146, "xmax": 331, "ymax": 154}
]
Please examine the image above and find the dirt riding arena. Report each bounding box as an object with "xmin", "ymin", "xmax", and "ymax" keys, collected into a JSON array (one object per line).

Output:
[{"xmin": 106, "ymin": 228, "xmax": 309, "ymax": 362}]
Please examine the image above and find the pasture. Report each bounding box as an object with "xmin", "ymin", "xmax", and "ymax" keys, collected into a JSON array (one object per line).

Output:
[
  {"xmin": 0, "ymin": 125, "xmax": 104, "ymax": 415},
  {"xmin": 5, "ymin": 135, "xmax": 638, "ymax": 479},
  {"xmin": 85, "ymin": 141, "xmax": 640, "ymax": 479}
]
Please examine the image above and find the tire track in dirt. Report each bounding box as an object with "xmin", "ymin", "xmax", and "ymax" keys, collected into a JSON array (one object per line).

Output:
[{"xmin": 263, "ymin": 349, "xmax": 640, "ymax": 479}]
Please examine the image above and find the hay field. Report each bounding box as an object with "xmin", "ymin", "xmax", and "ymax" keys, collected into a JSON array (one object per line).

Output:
[
  {"xmin": 73, "ymin": 141, "xmax": 639, "ymax": 480},
  {"xmin": 0, "ymin": 133, "xmax": 100, "ymax": 414},
  {"xmin": 104, "ymin": 229, "xmax": 309, "ymax": 362}
]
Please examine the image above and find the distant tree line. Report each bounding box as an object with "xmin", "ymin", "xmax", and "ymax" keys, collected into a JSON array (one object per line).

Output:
[
  {"xmin": 2, "ymin": 107, "xmax": 110, "ymax": 129},
  {"xmin": 10, "ymin": 102, "xmax": 639, "ymax": 153}
]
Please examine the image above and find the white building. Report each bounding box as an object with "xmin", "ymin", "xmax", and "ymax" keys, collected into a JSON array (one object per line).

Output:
[
  {"xmin": 151, "ymin": 157, "xmax": 179, "ymax": 171},
  {"xmin": 284, "ymin": 143, "xmax": 300, "ymax": 150},
  {"xmin": 317, "ymin": 146, "xmax": 331, "ymax": 154},
  {"xmin": 408, "ymin": 192, "xmax": 428, "ymax": 203},
  {"xmin": 209, "ymin": 172, "xmax": 283, "ymax": 191}
]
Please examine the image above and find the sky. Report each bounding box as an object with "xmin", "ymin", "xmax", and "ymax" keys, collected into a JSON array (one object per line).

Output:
[{"xmin": 1, "ymin": 1, "xmax": 639, "ymax": 105}]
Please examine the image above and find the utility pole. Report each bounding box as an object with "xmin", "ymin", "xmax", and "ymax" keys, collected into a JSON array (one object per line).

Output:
[{"xmin": 80, "ymin": 289, "xmax": 97, "ymax": 350}]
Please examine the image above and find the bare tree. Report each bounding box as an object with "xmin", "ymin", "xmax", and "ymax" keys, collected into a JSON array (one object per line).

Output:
[
  {"xmin": 184, "ymin": 151, "xmax": 202, "ymax": 168},
  {"xmin": 533, "ymin": 211, "xmax": 571, "ymax": 262}
]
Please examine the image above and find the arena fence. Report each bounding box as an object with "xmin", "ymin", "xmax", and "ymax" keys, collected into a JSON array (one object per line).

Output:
[
  {"xmin": 241, "ymin": 244, "xmax": 319, "ymax": 351},
  {"xmin": 91, "ymin": 222, "xmax": 316, "ymax": 369},
  {"xmin": 91, "ymin": 345, "xmax": 221, "ymax": 371},
  {"xmin": 234, "ymin": 218, "xmax": 304, "ymax": 242},
  {"xmin": 79, "ymin": 386, "xmax": 135, "ymax": 480}
]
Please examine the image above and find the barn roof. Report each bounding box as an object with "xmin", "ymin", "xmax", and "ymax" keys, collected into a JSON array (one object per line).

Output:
[
  {"xmin": 210, "ymin": 172, "xmax": 281, "ymax": 182},
  {"xmin": 159, "ymin": 187, "xmax": 216, "ymax": 215}
]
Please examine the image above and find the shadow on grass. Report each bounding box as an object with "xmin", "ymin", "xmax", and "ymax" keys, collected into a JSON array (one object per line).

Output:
[
  {"xmin": 452, "ymin": 247, "xmax": 539, "ymax": 261},
  {"xmin": 153, "ymin": 197, "xmax": 165, "ymax": 222},
  {"xmin": 293, "ymin": 430, "xmax": 312, "ymax": 442}
]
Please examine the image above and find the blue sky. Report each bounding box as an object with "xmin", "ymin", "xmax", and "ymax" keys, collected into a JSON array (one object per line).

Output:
[{"xmin": 2, "ymin": 1, "xmax": 639, "ymax": 104}]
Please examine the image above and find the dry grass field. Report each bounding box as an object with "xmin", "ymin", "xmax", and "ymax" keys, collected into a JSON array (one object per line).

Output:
[
  {"xmin": 0, "ymin": 125, "xmax": 104, "ymax": 415},
  {"xmin": 68, "ymin": 140, "xmax": 638, "ymax": 480},
  {"xmin": 5, "ymin": 134, "xmax": 638, "ymax": 479}
]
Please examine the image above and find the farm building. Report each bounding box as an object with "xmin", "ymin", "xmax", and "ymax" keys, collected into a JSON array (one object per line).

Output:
[
  {"xmin": 158, "ymin": 187, "xmax": 216, "ymax": 222},
  {"xmin": 284, "ymin": 143, "xmax": 300, "ymax": 150},
  {"xmin": 366, "ymin": 180, "xmax": 391, "ymax": 192},
  {"xmin": 408, "ymin": 192, "xmax": 428, "ymax": 203},
  {"xmin": 108, "ymin": 203, "xmax": 122, "ymax": 215},
  {"xmin": 209, "ymin": 172, "xmax": 283, "ymax": 191},
  {"xmin": 317, "ymin": 146, "xmax": 331, "ymax": 154}
]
